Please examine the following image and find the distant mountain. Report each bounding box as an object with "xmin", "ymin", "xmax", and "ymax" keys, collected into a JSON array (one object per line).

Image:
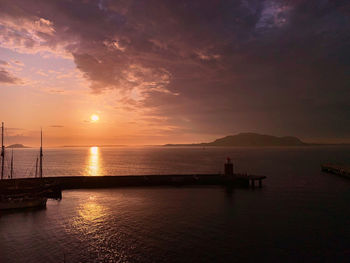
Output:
[
  {"xmin": 165, "ymin": 133, "xmax": 306, "ymax": 147},
  {"xmin": 6, "ymin": 144, "xmax": 30, "ymax": 148}
]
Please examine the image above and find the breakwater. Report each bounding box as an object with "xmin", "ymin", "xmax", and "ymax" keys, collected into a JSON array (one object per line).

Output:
[{"xmin": 0, "ymin": 173, "xmax": 266, "ymax": 199}]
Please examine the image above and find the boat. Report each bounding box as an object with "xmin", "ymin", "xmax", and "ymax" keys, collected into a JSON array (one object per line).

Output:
[
  {"xmin": 0, "ymin": 195, "xmax": 47, "ymax": 210},
  {"xmin": 0, "ymin": 122, "xmax": 48, "ymax": 210}
]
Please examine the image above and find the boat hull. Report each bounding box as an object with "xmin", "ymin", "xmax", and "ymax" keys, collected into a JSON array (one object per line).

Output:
[{"xmin": 0, "ymin": 197, "xmax": 47, "ymax": 210}]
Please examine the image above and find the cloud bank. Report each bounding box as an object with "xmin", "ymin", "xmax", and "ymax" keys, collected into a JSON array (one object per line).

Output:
[{"xmin": 0, "ymin": 0, "xmax": 349, "ymax": 140}]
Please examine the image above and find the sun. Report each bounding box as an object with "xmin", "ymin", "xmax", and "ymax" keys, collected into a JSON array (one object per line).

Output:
[{"xmin": 90, "ymin": 114, "xmax": 100, "ymax": 122}]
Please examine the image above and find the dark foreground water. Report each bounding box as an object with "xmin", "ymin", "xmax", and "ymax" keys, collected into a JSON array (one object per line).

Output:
[{"xmin": 1, "ymin": 146, "xmax": 350, "ymax": 262}]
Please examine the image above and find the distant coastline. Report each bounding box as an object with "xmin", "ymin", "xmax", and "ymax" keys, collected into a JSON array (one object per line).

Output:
[
  {"xmin": 62, "ymin": 145, "xmax": 126, "ymax": 148},
  {"xmin": 6, "ymin": 144, "xmax": 30, "ymax": 148},
  {"xmin": 164, "ymin": 133, "xmax": 350, "ymax": 147}
]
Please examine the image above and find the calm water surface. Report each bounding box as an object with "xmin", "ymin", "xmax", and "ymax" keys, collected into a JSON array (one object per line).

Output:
[{"xmin": 1, "ymin": 146, "xmax": 350, "ymax": 262}]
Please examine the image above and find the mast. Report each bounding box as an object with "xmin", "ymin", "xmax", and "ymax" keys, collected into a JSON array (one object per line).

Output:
[
  {"xmin": 39, "ymin": 128, "xmax": 43, "ymax": 178},
  {"xmin": 10, "ymin": 149, "xmax": 13, "ymax": 179},
  {"xmin": 1, "ymin": 122, "xmax": 4, "ymax": 180},
  {"xmin": 35, "ymin": 156, "xmax": 38, "ymax": 178}
]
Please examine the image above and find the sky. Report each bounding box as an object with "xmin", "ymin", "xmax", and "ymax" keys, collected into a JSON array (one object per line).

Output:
[{"xmin": 0, "ymin": 0, "xmax": 349, "ymax": 146}]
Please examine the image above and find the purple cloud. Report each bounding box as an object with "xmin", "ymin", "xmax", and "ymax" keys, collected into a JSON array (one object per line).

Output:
[
  {"xmin": 0, "ymin": 0, "xmax": 349, "ymax": 139},
  {"xmin": 0, "ymin": 68, "xmax": 20, "ymax": 84}
]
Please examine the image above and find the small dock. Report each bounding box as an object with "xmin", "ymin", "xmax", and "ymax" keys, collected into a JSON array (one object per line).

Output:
[{"xmin": 321, "ymin": 163, "xmax": 350, "ymax": 178}]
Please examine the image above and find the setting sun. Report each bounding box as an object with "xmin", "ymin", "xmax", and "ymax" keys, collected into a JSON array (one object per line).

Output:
[{"xmin": 90, "ymin": 114, "xmax": 100, "ymax": 122}]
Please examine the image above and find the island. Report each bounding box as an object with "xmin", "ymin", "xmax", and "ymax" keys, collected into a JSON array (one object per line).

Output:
[
  {"xmin": 6, "ymin": 144, "xmax": 30, "ymax": 148},
  {"xmin": 165, "ymin": 133, "xmax": 306, "ymax": 147}
]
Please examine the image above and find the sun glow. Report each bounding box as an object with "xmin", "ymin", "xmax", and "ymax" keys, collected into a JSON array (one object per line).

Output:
[{"xmin": 90, "ymin": 114, "xmax": 99, "ymax": 122}]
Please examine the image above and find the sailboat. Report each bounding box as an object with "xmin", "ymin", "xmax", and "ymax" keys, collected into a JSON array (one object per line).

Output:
[{"xmin": 0, "ymin": 122, "xmax": 47, "ymax": 210}]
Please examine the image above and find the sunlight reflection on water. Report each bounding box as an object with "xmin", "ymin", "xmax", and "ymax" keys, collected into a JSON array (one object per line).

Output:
[
  {"xmin": 85, "ymin": 147, "xmax": 103, "ymax": 176},
  {"xmin": 69, "ymin": 194, "xmax": 109, "ymax": 242},
  {"xmin": 78, "ymin": 200, "xmax": 105, "ymax": 222}
]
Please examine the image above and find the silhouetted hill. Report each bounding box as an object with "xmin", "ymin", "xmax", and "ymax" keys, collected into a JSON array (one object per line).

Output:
[
  {"xmin": 6, "ymin": 144, "xmax": 30, "ymax": 148},
  {"xmin": 165, "ymin": 133, "xmax": 306, "ymax": 147}
]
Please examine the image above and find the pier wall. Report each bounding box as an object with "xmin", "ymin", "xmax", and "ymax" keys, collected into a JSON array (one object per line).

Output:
[
  {"xmin": 0, "ymin": 173, "xmax": 264, "ymax": 190},
  {"xmin": 0, "ymin": 174, "xmax": 266, "ymax": 199}
]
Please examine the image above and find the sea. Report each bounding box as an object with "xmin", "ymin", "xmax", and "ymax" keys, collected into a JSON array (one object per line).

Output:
[{"xmin": 0, "ymin": 146, "xmax": 350, "ymax": 262}]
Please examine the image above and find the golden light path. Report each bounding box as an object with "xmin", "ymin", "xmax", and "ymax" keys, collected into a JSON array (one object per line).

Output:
[
  {"xmin": 86, "ymin": 146, "xmax": 102, "ymax": 176},
  {"xmin": 71, "ymin": 195, "xmax": 108, "ymax": 232},
  {"xmin": 78, "ymin": 197, "xmax": 106, "ymax": 222}
]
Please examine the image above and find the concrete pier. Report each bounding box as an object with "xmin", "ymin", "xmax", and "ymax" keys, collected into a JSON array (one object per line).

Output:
[
  {"xmin": 0, "ymin": 173, "xmax": 267, "ymax": 198},
  {"xmin": 0, "ymin": 160, "xmax": 267, "ymax": 199}
]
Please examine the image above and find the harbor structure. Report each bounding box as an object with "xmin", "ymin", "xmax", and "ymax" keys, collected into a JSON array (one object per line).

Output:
[
  {"xmin": 0, "ymin": 160, "xmax": 266, "ymax": 196},
  {"xmin": 322, "ymin": 163, "xmax": 350, "ymax": 178}
]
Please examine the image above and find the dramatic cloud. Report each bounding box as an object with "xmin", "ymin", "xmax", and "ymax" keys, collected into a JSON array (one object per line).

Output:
[
  {"xmin": 1, "ymin": 0, "xmax": 349, "ymax": 140},
  {"xmin": 0, "ymin": 68, "xmax": 20, "ymax": 84},
  {"xmin": 0, "ymin": 58, "xmax": 22, "ymax": 84}
]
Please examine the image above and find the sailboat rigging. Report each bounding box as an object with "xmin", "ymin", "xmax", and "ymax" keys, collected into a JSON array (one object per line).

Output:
[
  {"xmin": 35, "ymin": 157, "xmax": 39, "ymax": 178},
  {"xmin": 10, "ymin": 148, "xmax": 13, "ymax": 179},
  {"xmin": 40, "ymin": 128, "xmax": 43, "ymax": 178},
  {"xmin": 1, "ymin": 122, "xmax": 5, "ymax": 180},
  {"xmin": 0, "ymin": 122, "xmax": 48, "ymax": 210}
]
